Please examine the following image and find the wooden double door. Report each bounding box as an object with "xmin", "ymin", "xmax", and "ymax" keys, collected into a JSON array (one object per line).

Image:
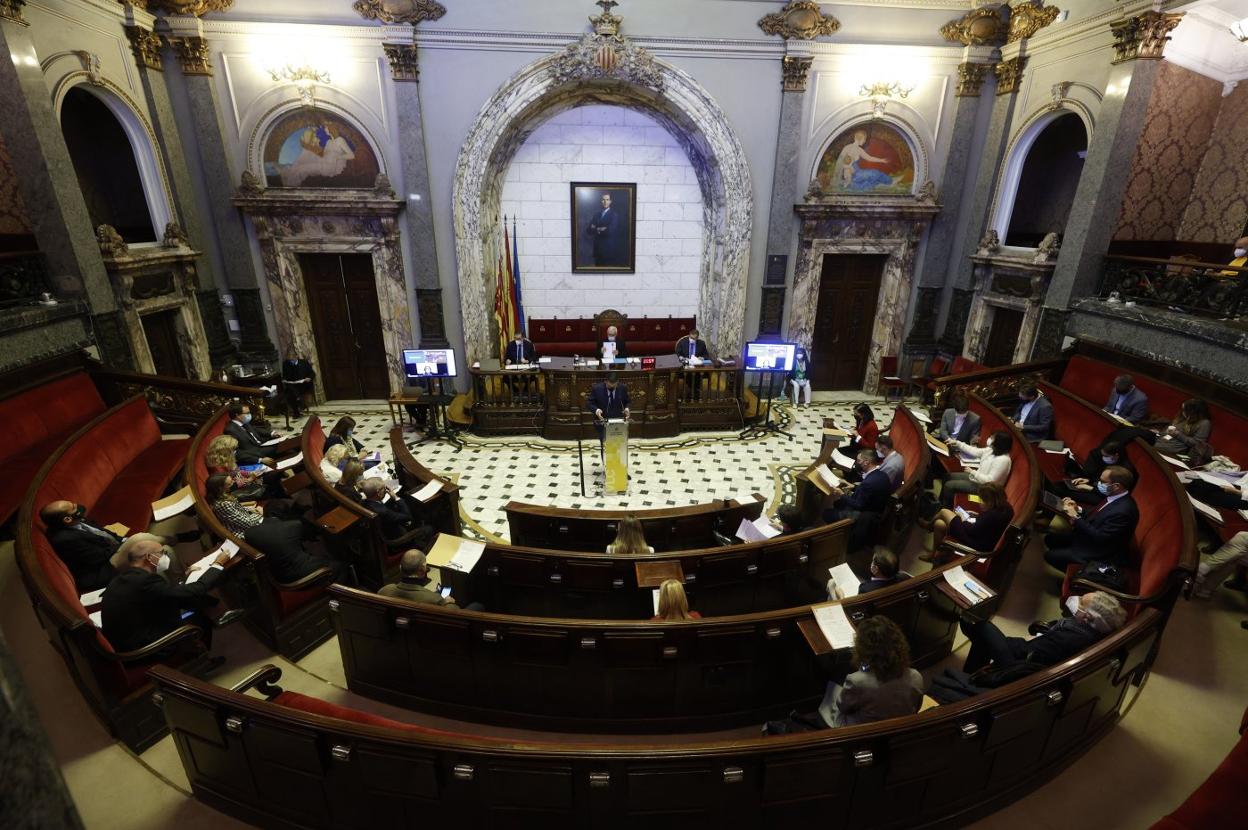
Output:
[
  {"xmin": 300, "ymin": 253, "xmax": 390, "ymax": 401},
  {"xmin": 809, "ymin": 254, "xmax": 886, "ymax": 390}
]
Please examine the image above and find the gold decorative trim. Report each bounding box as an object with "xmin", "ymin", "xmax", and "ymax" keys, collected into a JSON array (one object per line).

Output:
[
  {"xmin": 994, "ymin": 56, "xmax": 1026, "ymax": 95},
  {"xmin": 0, "ymin": 0, "xmax": 27, "ymax": 26},
  {"xmin": 1110, "ymin": 10, "xmax": 1183, "ymax": 64},
  {"xmin": 171, "ymin": 36, "xmax": 212, "ymax": 76},
  {"xmin": 125, "ymin": 25, "xmax": 163, "ymax": 72},
  {"xmin": 144, "ymin": 1, "xmax": 233, "ymax": 14},
  {"xmin": 353, "ymin": 0, "xmax": 446, "ymax": 25},
  {"xmin": 382, "ymin": 43, "xmax": 420, "ymax": 82},
  {"xmin": 956, "ymin": 61, "xmax": 990, "ymax": 97},
  {"xmin": 1007, "ymin": 1, "xmax": 1061, "ymax": 44},
  {"xmin": 781, "ymin": 55, "xmax": 813, "ymax": 93},
  {"xmin": 940, "ymin": 6, "xmax": 1007, "ymax": 46},
  {"xmin": 758, "ymin": 1, "xmax": 840, "ymax": 40}
]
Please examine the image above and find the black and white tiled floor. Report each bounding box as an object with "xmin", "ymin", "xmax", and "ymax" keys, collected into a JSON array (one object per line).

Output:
[{"xmin": 305, "ymin": 393, "xmax": 903, "ymax": 542}]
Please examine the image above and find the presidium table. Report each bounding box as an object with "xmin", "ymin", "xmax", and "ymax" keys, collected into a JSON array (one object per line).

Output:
[{"xmin": 469, "ymin": 355, "xmax": 751, "ymax": 439}]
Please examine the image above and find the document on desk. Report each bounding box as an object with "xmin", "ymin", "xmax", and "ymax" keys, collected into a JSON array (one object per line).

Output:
[
  {"xmin": 275, "ymin": 452, "xmax": 303, "ymax": 471},
  {"xmin": 907, "ymin": 407, "xmax": 932, "ymax": 425},
  {"xmin": 362, "ymin": 462, "xmax": 391, "ymax": 480},
  {"xmin": 186, "ymin": 540, "xmax": 240, "ymax": 583},
  {"xmin": 1106, "ymin": 411, "xmax": 1133, "ymax": 426},
  {"xmin": 830, "ymin": 448, "xmax": 855, "ymax": 468},
  {"xmin": 103, "ymin": 522, "xmax": 129, "ymax": 537},
  {"xmin": 446, "ymin": 539, "xmax": 486, "ymax": 573},
  {"xmin": 412, "ymin": 480, "xmax": 443, "ymax": 502},
  {"xmin": 812, "ymin": 603, "xmax": 856, "ymax": 650},
  {"xmin": 261, "ymin": 436, "xmax": 285, "ymax": 447},
  {"xmin": 538, "ymin": 357, "xmax": 552, "ymax": 364},
  {"xmin": 80, "ymin": 587, "xmax": 107, "ymax": 606},
  {"xmin": 1188, "ymin": 496, "xmax": 1224, "ymax": 524},
  {"xmin": 731, "ymin": 492, "xmax": 760, "ymax": 505},
  {"xmin": 735, "ymin": 516, "xmax": 781, "ymax": 543},
  {"xmin": 943, "ymin": 565, "xmax": 993, "ymax": 605},
  {"xmin": 828, "ymin": 563, "xmax": 860, "ymax": 597},
  {"xmin": 152, "ymin": 486, "xmax": 195, "ymax": 521},
  {"xmin": 652, "ymin": 588, "xmax": 661, "ymax": 615},
  {"xmin": 926, "ymin": 435, "xmax": 950, "ymax": 457},
  {"xmin": 1159, "ymin": 454, "xmax": 1189, "ymax": 469}
]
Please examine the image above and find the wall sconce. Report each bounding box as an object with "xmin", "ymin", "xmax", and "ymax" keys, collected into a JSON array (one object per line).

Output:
[
  {"xmin": 859, "ymin": 81, "xmax": 914, "ymax": 117},
  {"xmin": 1231, "ymin": 18, "xmax": 1248, "ymax": 42},
  {"xmin": 269, "ymin": 64, "xmax": 330, "ymax": 107}
]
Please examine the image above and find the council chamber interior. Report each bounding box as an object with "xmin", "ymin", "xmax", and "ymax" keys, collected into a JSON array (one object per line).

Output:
[{"xmin": 2, "ymin": 1, "xmax": 1247, "ymax": 828}]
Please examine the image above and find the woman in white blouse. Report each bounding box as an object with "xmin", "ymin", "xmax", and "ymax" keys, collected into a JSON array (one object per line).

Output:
[
  {"xmin": 940, "ymin": 430, "xmax": 1013, "ymax": 506},
  {"xmin": 320, "ymin": 444, "xmax": 350, "ymax": 484}
]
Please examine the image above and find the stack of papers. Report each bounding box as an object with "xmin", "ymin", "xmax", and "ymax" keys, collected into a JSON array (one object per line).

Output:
[
  {"xmin": 830, "ymin": 448, "xmax": 855, "ymax": 469},
  {"xmin": 827, "ymin": 563, "xmax": 860, "ymax": 597},
  {"xmin": 942, "ymin": 565, "xmax": 993, "ymax": 605},
  {"xmin": 735, "ymin": 516, "xmax": 781, "ymax": 542},
  {"xmin": 186, "ymin": 540, "xmax": 241, "ymax": 583},
  {"xmin": 152, "ymin": 486, "xmax": 195, "ymax": 521},
  {"xmin": 812, "ymin": 603, "xmax": 855, "ymax": 650},
  {"xmin": 811, "ymin": 464, "xmax": 841, "ymax": 495}
]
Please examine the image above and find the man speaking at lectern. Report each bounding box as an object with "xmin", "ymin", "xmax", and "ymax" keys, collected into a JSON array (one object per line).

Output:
[{"xmin": 588, "ymin": 371, "xmax": 631, "ymax": 447}]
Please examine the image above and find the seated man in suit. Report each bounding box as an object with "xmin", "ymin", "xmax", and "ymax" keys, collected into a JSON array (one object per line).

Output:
[
  {"xmin": 1043, "ymin": 465, "xmax": 1139, "ymax": 571},
  {"xmin": 936, "ymin": 392, "xmax": 981, "ymax": 444},
  {"xmin": 101, "ymin": 539, "xmax": 232, "ymax": 654},
  {"xmin": 1104, "ymin": 374, "xmax": 1149, "ymax": 424},
  {"xmin": 1050, "ymin": 440, "xmax": 1136, "ymax": 504},
  {"xmin": 596, "ymin": 325, "xmax": 627, "ymax": 362},
  {"xmin": 587, "ymin": 371, "xmax": 631, "ymax": 452},
  {"xmin": 674, "ymin": 328, "xmax": 709, "ymax": 362},
  {"xmin": 1012, "ymin": 383, "xmax": 1053, "ymax": 442},
  {"xmin": 245, "ymin": 515, "xmax": 346, "ymax": 585},
  {"xmin": 828, "ymin": 548, "xmax": 909, "ymax": 599},
  {"xmin": 958, "ymin": 591, "xmax": 1126, "ymax": 675},
  {"xmin": 822, "ymin": 449, "xmax": 893, "ymax": 523},
  {"xmin": 281, "ymin": 356, "xmax": 315, "ymax": 418},
  {"xmin": 874, "ymin": 435, "xmax": 905, "ymax": 490},
  {"xmin": 225, "ymin": 401, "xmax": 276, "ymax": 466},
  {"xmin": 504, "ymin": 331, "xmax": 537, "ymax": 365},
  {"xmin": 41, "ymin": 500, "xmax": 171, "ymax": 593},
  {"xmin": 360, "ymin": 479, "xmax": 435, "ymax": 550}
]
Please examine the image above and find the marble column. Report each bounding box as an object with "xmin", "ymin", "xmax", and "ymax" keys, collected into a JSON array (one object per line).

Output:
[
  {"xmin": 760, "ymin": 51, "xmax": 812, "ymax": 336},
  {"xmin": 1037, "ymin": 13, "xmax": 1180, "ymax": 359},
  {"xmin": 937, "ymin": 55, "xmax": 1024, "ymax": 354},
  {"xmin": 123, "ymin": 21, "xmax": 234, "ymax": 367},
  {"xmin": 163, "ymin": 17, "xmax": 275, "ymax": 361},
  {"xmin": 383, "ymin": 42, "xmax": 447, "ymax": 347},
  {"xmin": 0, "ymin": 7, "xmax": 135, "ymax": 368},
  {"xmin": 906, "ymin": 56, "xmax": 992, "ymax": 360}
]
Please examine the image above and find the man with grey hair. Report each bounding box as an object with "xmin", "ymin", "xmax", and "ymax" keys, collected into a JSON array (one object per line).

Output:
[
  {"xmin": 379, "ymin": 550, "xmax": 459, "ymax": 607},
  {"xmin": 959, "ymin": 591, "xmax": 1127, "ymax": 675},
  {"xmin": 596, "ymin": 325, "xmax": 627, "ymax": 361}
]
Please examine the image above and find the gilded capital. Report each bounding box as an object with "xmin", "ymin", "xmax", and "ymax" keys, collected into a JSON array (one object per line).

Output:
[
  {"xmin": 956, "ymin": 62, "xmax": 990, "ymax": 97},
  {"xmin": 781, "ymin": 55, "xmax": 813, "ymax": 93},
  {"xmin": 172, "ymin": 36, "xmax": 212, "ymax": 76},
  {"xmin": 383, "ymin": 43, "xmax": 420, "ymax": 82},
  {"xmin": 125, "ymin": 25, "xmax": 163, "ymax": 71},
  {"xmin": 0, "ymin": 0, "xmax": 28, "ymax": 26},
  {"xmin": 758, "ymin": 1, "xmax": 840, "ymax": 40},
  {"xmin": 1008, "ymin": 2, "xmax": 1061, "ymax": 43},
  {"xmin": 994, "ymin": 56, "xmax": 1026, "ymax": 95},
  {"xmin": 1110, "ymin": 11, "xmax": 1183, "ymax": 64},
  {"xmin": 354, "ymin": 0, "xmax": 446, "ymax": 25},
  {"xmin": 940, "ymin": 6, "xmax": 1007, "ymax": 47}
]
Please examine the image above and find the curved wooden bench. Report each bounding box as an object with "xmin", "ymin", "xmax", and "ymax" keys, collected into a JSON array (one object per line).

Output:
[
  {"xmin": 184, "ymin": 407, "xmax": 337, "ymax": 659},
  {"xmin": 152, "ymin": 605, "xmax": 1164, "ymax": 828},
  {"xmin": 505, "ymin": 496, "xmax": 766, "ymax": 551},
  {"xmin": 389, "ymin": 425, "xmax": 462, "ymax": 538}
]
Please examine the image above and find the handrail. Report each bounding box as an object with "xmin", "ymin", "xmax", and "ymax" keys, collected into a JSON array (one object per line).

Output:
[{"xmin": 1104, "ymin": 254, "xmax": 1248, "ymax": 273}]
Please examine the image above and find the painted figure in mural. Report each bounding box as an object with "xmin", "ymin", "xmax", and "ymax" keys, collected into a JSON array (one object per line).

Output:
[
  {"xmin": 281, "ymin": 123, "xmax": 357, "ymax": 187},
  {"xmin": 586, "ymin": 192, "xmax": 625, "ymax": 266},
  {"xmin": 838, "ymin": 130, "xmax": 895, "ymax": 192}
]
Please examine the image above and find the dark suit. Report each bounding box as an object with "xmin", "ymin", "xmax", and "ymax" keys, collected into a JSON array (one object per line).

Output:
[
  {"xmin": 101, "ymin": 566, "xmax": 222, "ymax": 652},
  {"xmin": 962, "ymin": 616, "xmax": 1104, "ymax": 674},
  {"xmin": 596, "ymin": 338, "xmax": 627, "ymax": 360},
  {"xmin": 47, "ymin": 522, "xmax": 122, "ymax": 592},
  {"xmin": 504, "ymin": 339, "xmax": 537, "ymax": 364},
  {"xmin": 364, "ymin": 496, "xmax": 414, "ymax": 542},
  {"xmin": 674, "ymin": 336, "xmax": 709, "ymax": 360},
  {"xmin": 937, "ymin": 408, "xmax": 982, "ymax": 444},
  {"xmin": 587, "ymin": 206, "xmax": 623, "ymax": 265},
  {"xmin": 281, "ymin": 359, "xmax": 315, "ymax": 416},
  {"xmin": 587, "ymin": 382, "xmax": 630, "ymax": 445},
  {"xmin": 1014, "ymin": 395, "xmax": 1054, "ymax": 442},
  {"xmin": 225, "ymin": 419, "xmax": 268, "ymax": 465},
  {"xmin": 825, "ymin": 467, "xmax": 892, "ymax": 523},
  {"xmin": 1104, "ymin": 387, "xmax": 1149, "ymax": 423},
  {"xmin": 1054, "ymin": 450, "xmax": 1137, "ymax": 504},
  {"xmin": 858, "ymin": 573, "xmax": 910, "ymax": 595},
  {"xmin": 245, "ymin": 519, "xmax": 342, "ymax": 584},
  {"xmin": 948, "ymin": 505, "xmax": 1013, "ymax": 552},
  {"xmin": 1044, "ymin": 494, "xmax": 1139, "ymax": 569}
]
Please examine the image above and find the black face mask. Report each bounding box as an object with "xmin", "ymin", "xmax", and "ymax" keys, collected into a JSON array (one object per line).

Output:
[{"xmin": 68, "ymin": 504, "xmax": 86, "ymax": 523}]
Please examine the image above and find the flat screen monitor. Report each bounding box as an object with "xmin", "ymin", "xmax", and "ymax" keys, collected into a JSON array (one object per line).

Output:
[
  {"xmin": 743, "ymin": 341, "xmax": 796, "ymax": 372},
  {"xmin": 403, "ymin": 348, "xmax": 458, "ymax": 380}
]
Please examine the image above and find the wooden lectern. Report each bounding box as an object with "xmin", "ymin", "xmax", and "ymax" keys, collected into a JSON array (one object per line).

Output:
[{"xmin": 604, "ymin": 418, "xmax": 629, "ymax": 494}]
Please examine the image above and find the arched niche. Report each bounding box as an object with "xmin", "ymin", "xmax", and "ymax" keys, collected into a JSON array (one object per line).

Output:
[
  {"xmin": 246, "ymin": 100, "xmax": 388, "ymax": 188},
  {"xmin": 991, "ymin": 106, "xmax": 1092, "ymax": 248},
  {"xmin": 57, "ymin": 83, "xmax": 173, "ymax": 243},
  {"xmin": 807, "ymin": 108, "xmax": 931, "ymax": 197},
  {"xmin": 453, "ymin": 54, "xmax": 752, "ymax": 363}
]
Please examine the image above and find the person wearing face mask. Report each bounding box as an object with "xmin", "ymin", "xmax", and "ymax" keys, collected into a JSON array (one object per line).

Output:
[
  {"xmin": 224, "ymin": 401, "xmax": 276, "ymax": 467},
  {"xmin": 1051, "ymin": 440, "xmax": 1137, "ymax": 505},
  {"xmin": 504, "ymin": 331, "xmax": 537, "ymax": 365},
  {"xmin": 1219, "ymin": 236, "xmax": 1248, "ymax": 276},
  {"xmin": 936, "ymin": 392, "xmax": 981, "ymax": 444},
  {"xmin": 1103, "ymin": 374, "xmax": 1149, "ymax": 425},
  {"xmin": 40, "ymin": 500, "xmax": 173, "ymax": 592},
  {"xmin": 1012, "ymin": 383, "xmax": 1053, "ymax": 442},
  {"xmin": 940, "ymin": 430, "xmax": 1013, "ymax": 507},
  {"xmin": 788, "ymin": 347, "xmax": 812, "ymax": 408},
  {"xmin": 1043, "ymin": 466, "xmax": 1139, "ymax": 571},
  {"xmin": 822, "ymin": 449, "xmax": 893, "ymax": 523},
  {"xmin": 101, "ymin": 539, "xmax": 232, "ymax": 654},
  {"xmin": 874, "ymin": 435, "xmax": 906, "ymax": 490},
  {"xmin": 596, "ymin": 325, "xmax": 628, "ymax": 362}
]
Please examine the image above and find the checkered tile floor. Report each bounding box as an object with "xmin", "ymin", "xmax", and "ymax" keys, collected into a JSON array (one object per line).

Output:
[{"xmin": 303, "ymin": 393, "xmax": 903, "ymax": 542}]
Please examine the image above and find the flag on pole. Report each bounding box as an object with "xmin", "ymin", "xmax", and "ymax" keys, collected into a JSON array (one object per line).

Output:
[
  {"xmin": 493, "ymin": 248, "xmax": 508, "ymax": 358},
  {"xmin": 502, "ymin": 218, "xmax": 518, "ymax": 340},
  {"xmin": 511, "ymin": 216, "xmax": 526, "ymax": 337}
]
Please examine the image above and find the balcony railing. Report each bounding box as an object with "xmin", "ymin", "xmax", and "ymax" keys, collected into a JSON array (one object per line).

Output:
[{"xmin": 1099, "ymin": 255, "xmax": 1248, "ymax": 320}]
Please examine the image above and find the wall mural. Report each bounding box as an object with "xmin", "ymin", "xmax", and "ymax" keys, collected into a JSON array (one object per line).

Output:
[
  {"xmin": 815, "ymin": 122, "xmax": 915, "ymax": 196},
  {"xmin": 262, "ymin": 109, "xmax": 381, "ymax": 188}
]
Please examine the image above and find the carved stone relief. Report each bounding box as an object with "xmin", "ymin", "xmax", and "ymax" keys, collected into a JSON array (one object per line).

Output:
[{"xmin": 758, "ymin": 1, "xmax": 841, "ymax": 40}]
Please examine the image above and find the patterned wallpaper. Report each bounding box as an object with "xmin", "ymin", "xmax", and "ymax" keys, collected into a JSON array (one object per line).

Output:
[
  {"xmin": 0, "ymin": 131, "xmax": 33, "ymax": 237},
  {"xmin": 1179, "ymin": 82, "xmax": 1248, "ymax": 243},
  {"xmin": 1114, "ymin": 62, "xmax": 1221, "ymax": 242}
]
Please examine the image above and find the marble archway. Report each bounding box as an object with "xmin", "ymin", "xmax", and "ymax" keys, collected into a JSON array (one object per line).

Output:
[{"xmin": 452, "ymin": 35, "xmax": 752, "ymax": 364}]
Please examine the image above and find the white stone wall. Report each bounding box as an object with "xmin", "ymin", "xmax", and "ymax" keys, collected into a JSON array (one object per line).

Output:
[{"xmin": 499, "ymin": 104, "xmax": 703, "ymax": 323}]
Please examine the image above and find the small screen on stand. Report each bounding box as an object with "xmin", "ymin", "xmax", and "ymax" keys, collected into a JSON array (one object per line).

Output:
[
  {"xmin": 742, "ymin": 342, "xmax": 796, "ymax": 372},
  {"xmin": 403, "ymin": 348, "xmax": 458, "ymax": 380}
]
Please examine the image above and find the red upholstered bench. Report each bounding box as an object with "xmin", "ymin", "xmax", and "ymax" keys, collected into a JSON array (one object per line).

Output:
[
  {"xmin": 529, "ymin": 316, "xmax": 695, "ymax": 357},
  {"xmin": 1150, "ymin": 706, "xmax": 1248, "ymax": 829},
  {"xmin": 1038, "ymin": 381, "xmax": 1111, "ymax": 482},
  {"xmin": 0, "ymin": 372, "xmax": 106, "ymax": 525}
]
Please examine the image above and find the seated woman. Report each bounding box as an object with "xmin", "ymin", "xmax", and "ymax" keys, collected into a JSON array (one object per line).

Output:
[
  {"xmin": 819, "ymin": 616, "xmax": 923, "ymax": 727},
  {"xmin": 606, "ymin": 515, "xmax": 654, "ymax": 554},
  {"xmin": 921, "ymin": 482, "xmax": 1013, "ymax": 562},
  {"xmin": 1153, "ymin": 398, "xmax": 1212, "ymax": 466},
  {"xmin": 320, "ymin": 444, "xmax": 350, "ymax": 484},
  {"xmin": 940, "ymin": 430, "xmax": 1013, "ymax": 507},
  {"xmin": 206, "ymin": 473, "xmax": 265, "ymax": 537},
  {"xmin": 323, "ymin": 415, "xmax": 380, "ymax": 468},
  {"xmin": 335, "ymin": 459, "xmax": 365, "ymax": 503},
  {"xmin": 842, "ymin": 403, "xmax": 879, "ymax": 456},
  {"xmin": 651, "ymin": 578, "xmax": 700, "ymax": 621},
  {"xmin": 205, "ymin": 435, "xmax": 269, "ymax": 501}
]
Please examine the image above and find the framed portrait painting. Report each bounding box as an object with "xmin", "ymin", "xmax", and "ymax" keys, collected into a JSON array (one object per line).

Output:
[
  {"xmin": 571, "ymin": 182, "xmax": 636, "ymax": 273},
  {"xmin": 814, "ymin": 122, "xmax": 916, "ymax": 196}
]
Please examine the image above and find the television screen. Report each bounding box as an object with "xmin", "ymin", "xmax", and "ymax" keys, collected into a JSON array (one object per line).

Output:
[
  {"xmin": 743, "ymin": 341, "xmax": 796, "ymax": 372},
  {"xmin": 402, "ymin": 348, "xmax": 458, "ymax": 380}
]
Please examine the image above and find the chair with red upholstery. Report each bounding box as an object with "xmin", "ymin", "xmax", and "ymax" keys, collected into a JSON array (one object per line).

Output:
[
  {"xmin": 877, "ymin": 356, "xmax": 908, "ymax": 401},
  {"xmin": 914, "ymin": 355, "xmax": 950, "ymax": 401},
  {"xmin": 1150, "ymin": 705, "xmax": 1248, "ymax": 829},
  {"xmin": 878, "ymin": 408, "xmax": 932, "ymax": 552}
]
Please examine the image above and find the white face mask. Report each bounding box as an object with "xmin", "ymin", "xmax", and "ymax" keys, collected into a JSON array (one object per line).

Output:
[
  {"xmin": 1064, "ymin": 595, "xmax": 1082, "ymax": 617},
  {"xmin": 241, "ymin": 413, "xmax": 252, "ymax": 424},
  {"xmin": 155, "ymin": 553, "xmax": 171, "ymax": 575},
  {"xmin": 1235, "ymin": 248, "xmax": 1247, "ymax": 258}
]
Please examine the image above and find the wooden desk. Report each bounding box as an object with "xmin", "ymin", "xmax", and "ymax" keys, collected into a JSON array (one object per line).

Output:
[{"xmin": 634, "ymin": 560, "xmax": 684, "ymax": 588}]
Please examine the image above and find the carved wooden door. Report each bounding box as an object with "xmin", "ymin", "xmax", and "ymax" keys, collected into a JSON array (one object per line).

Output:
[
  {"xmin": 983, "ymin": 307, "xmax": 1024, "ymax": 367},
  {"xmin": 300, "ymin": 253, "xmax": 390, "ymax": 401},
  {"xmin": 809, "ymin": 254, "xmax": 886, "ymax": 390},
  {"xmin": 141, "ymin": 308, "xmax": 187, "ymax": 378}
]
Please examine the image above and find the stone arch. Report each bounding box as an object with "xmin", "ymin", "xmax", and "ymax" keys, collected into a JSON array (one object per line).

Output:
[
  {"xmin": 452, "ymin": 53, "xmax": 752, "ymax": 363},
  {"xmin": 244, "ymin": 96, "xmax": 390, "ymax": 185}
]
